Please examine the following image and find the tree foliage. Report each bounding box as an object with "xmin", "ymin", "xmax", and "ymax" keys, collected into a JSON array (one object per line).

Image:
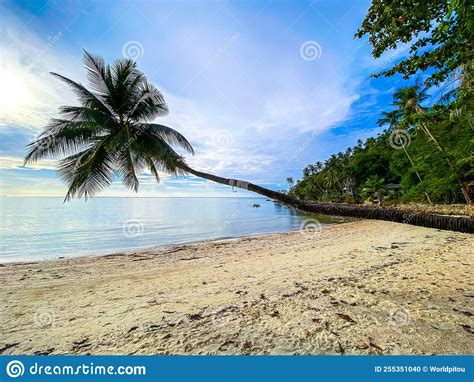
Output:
[
  {"xmin": 291, "ymin": 84, "xmax": 473, "ymax": 204},
  {"xmin": 292, "ymin": 0, "xmax": 473, "ymax": 205},
  {"xmin": 355, "ymin": 0, "xmax": 473, "ymax": 86}
]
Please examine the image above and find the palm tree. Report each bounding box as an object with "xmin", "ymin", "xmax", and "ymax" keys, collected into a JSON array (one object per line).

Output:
[
  {"xmin": 361, "ymin": 175, "xmax": 386, "ymax": 206},
  {"xmin": 286, "ymin": 177, "xmax": 294, "ymax": 188},
  {"xmin": 377, "ymin": 110, "xmax": 432, "ymax": 204},
  {"xmin": 393, "ymin": 86, "xmax": 444, "ymax": 152},
  {"xmin": 24, "ymin": 52, "xmax": 472, "ymax": 233},
  {"xmin": 393, "ymin": 85, "xmax": 470, "ymax": 203}
]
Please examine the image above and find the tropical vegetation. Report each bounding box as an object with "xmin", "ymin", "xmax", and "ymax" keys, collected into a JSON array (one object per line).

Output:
[
  {"xmin": 292, "ymin": 0, "xmax": 473, "ymax": 205},
  {"xmin": 291, "ymin": 83, "xmax": 473, "ymax": 204}
]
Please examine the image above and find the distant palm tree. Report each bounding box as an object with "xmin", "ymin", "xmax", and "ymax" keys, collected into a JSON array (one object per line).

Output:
[
  {"xmin": 377, "ymin": 110, "xmax": 432, "ymax": 204},
  {"xmin": 286, "ymin": 177, "xmax": 294, "ymax": 187},
  {"xmin": 361, "ymin": 175, "xmax": 386, "ymax": 206},
  {"xmin": 314, "ymin": 161, "xmax": 324, "ymax": 172},
  {"xmin": 324, "ymin": 155, "xmax": 343, "ymax": 191},
  {"xmin": 23, "ymin": 52, "xmax": 472, "ymax": 232}
]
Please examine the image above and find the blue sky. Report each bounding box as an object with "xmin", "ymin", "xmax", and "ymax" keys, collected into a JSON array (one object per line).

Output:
[{"xmin": 0, "ymin": 0, "xmax": 408, "ymax": 197}]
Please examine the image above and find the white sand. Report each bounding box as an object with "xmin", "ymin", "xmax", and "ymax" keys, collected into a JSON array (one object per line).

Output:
[{"xmin": 0, "ymin": 220, "xmax": 472, "ymax": 355}]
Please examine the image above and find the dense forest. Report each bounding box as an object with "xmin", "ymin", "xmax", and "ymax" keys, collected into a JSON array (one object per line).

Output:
[{"xmin": 290, "ymin": 0, "xmax": 473, "ymax": 205}]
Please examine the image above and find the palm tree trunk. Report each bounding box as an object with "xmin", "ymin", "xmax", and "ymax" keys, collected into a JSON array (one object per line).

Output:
[
  {"xmin": 177, "ymin": 163, "xmax": 473, "ymax": 233},
  {"xmin": 402, "ymin": 146, "xmax": 432, "ymax": 204},
  {"xmin": 418, "ymin": 117, "xmax": 470, "ymax": 205},
  {"xmin": 420, "ymin": 121, "xmax": 446, "ymax": 154}
]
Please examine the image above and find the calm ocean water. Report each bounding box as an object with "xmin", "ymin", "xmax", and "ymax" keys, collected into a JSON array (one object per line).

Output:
[{"xmin": 0, "ymin": 197, "xmax": 341, "ymax": 263}]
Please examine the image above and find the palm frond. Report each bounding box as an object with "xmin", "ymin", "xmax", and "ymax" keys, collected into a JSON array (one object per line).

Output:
[
  {"xmin": 143, "ymin": 155, "xmax": 161, "ymax": 183},
  {"xmin": 134, "ymin": 131, "xmax": 186, "ymax": 175},
  {"xmin": 58, "ymin": 106, "xmax": 118, "ymax": 129},
  {"xmin": 24, "ymin": 120, "xmax": 102, "ymax": 164},
  {"xmin": 127, "ymin": 81, "xmax": 169, "ymax": 122},
  {"xmin": 58, "ymin": 138, "xmax": 116, "ymax": 201},
  {"xmin": 142, "ymin": 123, "xmax": 194, "ymax": 154},
  {"xmin": 82, "ymin": 50, "xmax": 114, "ymax": 97},
  {"xmin": 110, "ymin": 130, "xmax": 146, "ymax": 192},
  {"xmin": 50, "ymin": 72, "xmax": 115, "ymax": 117}
]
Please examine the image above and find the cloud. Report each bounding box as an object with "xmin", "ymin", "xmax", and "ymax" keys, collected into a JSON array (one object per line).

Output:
[
  {"xmin": 0, "ymin": 1, "xmax": 371, "ymax": 196},
  {"xmin": 0, "ymin": 156, "xmax": 57, "ymax": 170},
  {"xmin": 0, "ymin": 15, "xmax": 79, "ymax": 130}
]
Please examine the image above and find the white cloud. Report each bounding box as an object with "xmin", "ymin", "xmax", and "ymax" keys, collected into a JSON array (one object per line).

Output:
[
  {"xmin": 0, "ymin": 3, "xmax": 365, "ymax": 196},
  {"xmin": 0, "ymin": 16, "xmax": 79, "ymax": 130},
  {"xmin": 0, "ymin": 156, "xmax": 57, "ymax": 170}
]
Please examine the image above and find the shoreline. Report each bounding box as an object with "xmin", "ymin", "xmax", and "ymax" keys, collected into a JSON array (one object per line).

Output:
[
  {"xmin": 0, "ymin": 220, "xmax": 472, "ymax": 355},
  {"xmin": 0, "ymin": 221, "xmax": 344, "ymax": 265}
]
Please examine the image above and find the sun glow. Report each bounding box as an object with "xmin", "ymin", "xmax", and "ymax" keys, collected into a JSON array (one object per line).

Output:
[{"xmin": 0, "ymin": 70, "xmax": 31, "ymax": 110}]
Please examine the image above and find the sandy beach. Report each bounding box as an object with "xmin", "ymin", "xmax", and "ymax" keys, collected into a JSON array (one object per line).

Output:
[{"xmin": 0, "ymin": 220, "xmax": 472, "ymax": 355}]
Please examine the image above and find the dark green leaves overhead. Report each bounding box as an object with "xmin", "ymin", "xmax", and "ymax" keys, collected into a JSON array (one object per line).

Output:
[{"xmin": 355, "ymin": 0, "xmax": 474, "ymax": 86}]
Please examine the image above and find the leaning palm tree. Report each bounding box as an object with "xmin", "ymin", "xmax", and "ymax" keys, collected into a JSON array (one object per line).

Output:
[
  {"xmin": 24, "ymin": 51, "xmax": 472, "ymax": 233},
  {"xmin": 393, "ymin": 85, "xmax": 470, "ymax": 203},
  {"xmin": 392, "ymin": 86, "xmax": 444, "ymax": 152},
  {"xmin": 24, "ymin": 50, "xmax": 294, "ymax": 204}
]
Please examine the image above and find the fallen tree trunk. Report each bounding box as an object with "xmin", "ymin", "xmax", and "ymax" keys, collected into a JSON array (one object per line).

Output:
[
  {"xmin": 177, "ymin": 162, "xmax": 474, "ymax": 234},
  {"xmin": 295, "ymin": 201, "xmax": 473, "ymax": 234}
]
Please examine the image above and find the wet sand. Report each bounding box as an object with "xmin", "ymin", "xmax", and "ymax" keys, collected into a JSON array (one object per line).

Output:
[{"xmin": 0, "ymin": 220, "xmax": 472, "ymax": 355}]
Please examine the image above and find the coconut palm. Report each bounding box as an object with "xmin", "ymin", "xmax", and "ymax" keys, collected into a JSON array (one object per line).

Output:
[
  {"xmin": 23, "ymin": 51, "xmax": 472, "ymax": 233},
  {"xmin": 393, "ymin": 85, "xmax": 470, "ymax": 203},
  {"xmin": 360, "ymin": 175, "xmax": 386, "ymax": 206},
  {"xmin": 393, "ymin": 85, "xmax": 447, "ymax": 153},
  {"xmin": 377, "ymin": 110, "xmax": 432, "ymax": 204}
]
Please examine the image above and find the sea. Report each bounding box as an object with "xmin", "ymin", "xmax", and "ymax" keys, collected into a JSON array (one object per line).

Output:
[{"xmin": 0, "ymin": 197, "xmax": 342, "ymax": 263}]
